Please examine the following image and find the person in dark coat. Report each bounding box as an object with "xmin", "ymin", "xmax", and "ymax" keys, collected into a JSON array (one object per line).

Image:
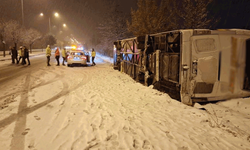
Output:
[
  {"xmin": 10, "ymin": 46, "xmax": 18, "ymax": 64},
  {"xmin": 23, "ymin": 46, "xmax": 30, "ymax": 65}
]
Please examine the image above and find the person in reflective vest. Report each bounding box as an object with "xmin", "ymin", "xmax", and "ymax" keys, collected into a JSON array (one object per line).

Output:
[
  {"xmin": 62, "ymin": 48, "xmax": 66, "ymax": 66},
  {"xmin": 18, "ymin": 46, "xmax": 25, "ymax": 65},
  {"xmin": 91, "ymin": 48, "xmax": 96, "ymax": 66},
  {"xmin": 46, "ymin": 45, "xmax": 51, "ymax": 66}
]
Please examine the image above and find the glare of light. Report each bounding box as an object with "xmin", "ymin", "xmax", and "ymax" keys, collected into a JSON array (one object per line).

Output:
[
  {"xmin": 77, "ymin": 44, "xmax": 84, "ymax": 50},
  {"xmin": 40, "ymin": 13, "xmax": 44, "ymax": 16},
  {"xmin": 65, "ymin": 46, "xmax": 72, "ymax": 49},
  {"xmin": 54, "ymin": 12, "xmax": 59, "ymax": 17},
  {"xmin": 72, "ymin": 45, "xmax": 77, "ymax": 50},
  {"xmin": 63, "ymin": 24, "xmax": 66, "ymax": 27}
]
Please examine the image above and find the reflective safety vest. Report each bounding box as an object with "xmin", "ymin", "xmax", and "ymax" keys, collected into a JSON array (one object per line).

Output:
[
  {"xmin": 46, "ymin": 47, "xmax": 51, "ymax": 56},
  {"xmin": 62, "ymin": 49, "xmax": 66, "ymax": 57},
  {"xmin": 91, "ymin": 51, "xmax": 96, "ymax": 57},
  {"xmin": 18, "ymin": 49, "xmax": 22, "ymax": 56}
]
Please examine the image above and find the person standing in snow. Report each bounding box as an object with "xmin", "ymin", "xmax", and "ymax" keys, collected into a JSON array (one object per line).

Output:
[
  {"xmin": 10, "ymin": 46, "xmax": 18, "ymax": 64},
  {"xmin": 46, "ymin": 45, "xmax": 51, "ymax": 66},
  {"xmin": 17, "ymin": 46, "xmax": 22, "ymax": 64},
  {"xmin": 55, "ymin": 47, "xmax": 60, "ymax": 66},
  {"xmin": 91, "ymin": 48, "xmax": 96, "ymax": 66},
  {"xmin": 17, "ymin": 46, "xmax": 25, "ymax": 65},
  {"xmin": 61, "ymin": 48, "xmax": 66, "ymax": 66},
  {"xmin": 23, "ymin": 46, "xmax": 30, "ymax": 65}
]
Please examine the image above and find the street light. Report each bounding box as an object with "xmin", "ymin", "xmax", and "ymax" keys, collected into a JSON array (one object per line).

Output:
[
  {"xmin": 40, "ymin": 12, "xmax": 59, "ymax": 33},
  {"xmin": 55, "ymin": 13, "xmax": 59, "ymax": 17}
]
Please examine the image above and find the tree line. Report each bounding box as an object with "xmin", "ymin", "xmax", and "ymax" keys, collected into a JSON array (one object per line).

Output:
[
  {"xmin": 0, "ymin": 19, "xmax": 57, "ymax": 56},
  {"xmin": 96, "ymin": 0, "xmax": 216, "ymax": 57}
]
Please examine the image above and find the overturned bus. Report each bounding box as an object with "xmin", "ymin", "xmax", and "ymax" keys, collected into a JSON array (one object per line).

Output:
[{"xmin": 113, "ymin": 29, "xmax": 250, "ymax": 105}]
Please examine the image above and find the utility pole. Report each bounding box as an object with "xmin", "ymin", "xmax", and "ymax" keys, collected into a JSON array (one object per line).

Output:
[
  {"xmin": 21, "ymin": 0, "xmax": 24, "ymax": 27},
  {"xmin": 49, "ymin": 17, "xmax": 51, "ymax": 33}
]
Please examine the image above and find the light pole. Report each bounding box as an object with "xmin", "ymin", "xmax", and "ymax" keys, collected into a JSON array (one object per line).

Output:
[
  {"xmin": 49, "ymin": 17, "xmax": 51, "ymax": 33},
  {"xmin": 40, "ymin": 12, "xmax": 59, "ymax": 33},
  {"xmin": 21, "ymin": 0, "xmax": 24, "ymax": 27}
]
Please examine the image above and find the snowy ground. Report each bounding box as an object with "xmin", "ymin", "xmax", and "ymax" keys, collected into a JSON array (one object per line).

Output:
[{"xmin": 0, "ymin": 53, "xmax": 250, "ymax": 150}]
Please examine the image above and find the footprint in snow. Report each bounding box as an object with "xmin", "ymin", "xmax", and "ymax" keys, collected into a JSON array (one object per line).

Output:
[
  {"xmin": 142, "ymin": 140, "xmax": 151, "ymax": 149},
  {"xmin": 22, "ymin": 128, "xmax": 30, "ymax": 135},
  {"xmin": 90, "ymin": 95, "xmax": 96, "ymax": 99},
  {"xmin": 34, "ymin": 115, "xmax": 41, "ymax": 120},
  {"xmin": 32, "ymin": 99, "xmax": 37, "ymax": 103},
  {"xmin": 177, "ymin": 146, "xmax": 189, "ymax": 150},
  {"xmin": 91, "ymin": 124, "xmax": 97, "ymax": 131},
  {"xmin": 106, "ymin": 134, "xmax": 117, "ymax": 141},
  {"xmin": 123, "ymin": 126, "xmax": 129, "ymax": 133},
  {"xmin": 22, "ymin": 132, "xmax": 28, "ymax": 135},
  {"xmin": 165, "ymin": 131, "xmax": 174, "ymax": 139},
  {"xmin": 133, "ymin": 139, "xmax": 140, "ymax": 149}
]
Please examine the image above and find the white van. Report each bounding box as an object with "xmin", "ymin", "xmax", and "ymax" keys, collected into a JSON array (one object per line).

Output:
[{"xmin": 114, "ymin": 29, "xmax": 250, "ymax": 105}]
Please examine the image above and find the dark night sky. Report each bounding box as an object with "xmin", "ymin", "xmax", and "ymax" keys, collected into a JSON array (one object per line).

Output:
[
  {"xmin": 0, "ymin": 0, "xmax": 250, "ymax": 44},
  {"xmin": 0, "ymin": 0, "xmax": 137, "ymax": 44}
]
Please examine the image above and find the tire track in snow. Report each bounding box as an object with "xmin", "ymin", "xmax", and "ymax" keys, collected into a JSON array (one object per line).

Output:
[
  {"xmin": 0, "ymin": 67, "xmax": 89, "ymax": 129},
  {"xmin": 0, "ymin": 68, "xmax": 61, "ymax": 109},
  {"xmin": 10, "ymin": 73, "xmax": 31, "ymax": 150},
  {"xmin": 31, "ymin": 70, "xmax": 92, "ymax": 149}
]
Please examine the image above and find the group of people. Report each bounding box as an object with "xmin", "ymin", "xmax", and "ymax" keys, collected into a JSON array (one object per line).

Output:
[
  {"xmin": 9, "ymin": 46, "xmax": 30, "ymax": 65},
  {"xmin": 45, "ymin": 45, "xmax": 67, "ymax": 66},
  {"xmin": 45, "ymin": 45, "xmax": 96, "ymax": 66}
]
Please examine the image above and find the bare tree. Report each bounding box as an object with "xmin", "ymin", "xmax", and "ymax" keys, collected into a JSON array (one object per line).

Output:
[
  {"xmin": 0, "ymin": 19, "xmax": 7, "ymax": 57},
  {"xmin": 4, "ymin": 20, "xmax": 22, "ymax": 48},
  {"xmin": 42, "ymin": 34, "xmax": 57, "ymax": 47},
  {"xmin": 159, "ymin": 0, "xmax": 180, "ymax": 30},
  {"xmin": 97, "ymin": 1, "xmax": 130, "ymax": 56},
  {"xmin": 177, "ymin": 0, "xmax": 213, "ymax": 29},
  {"xmin": 23, "ymin": 28, "xmax": 42, "ymax": 53},
  {"xmin": 127, "ymin": 0, "xmax": 179, "ymax": 36},
  {"xmin": 127, "ymin": 0, "xmax": 215, "ymax": 36},
  {"xmin": 127, "ymin": 0, "xmax": 160, "ymax": 36}
]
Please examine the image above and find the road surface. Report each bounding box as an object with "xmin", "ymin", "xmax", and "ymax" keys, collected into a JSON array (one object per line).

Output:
[{"xmin": 0, "ymin": 54, "xmax": 96, "ymax": 149}]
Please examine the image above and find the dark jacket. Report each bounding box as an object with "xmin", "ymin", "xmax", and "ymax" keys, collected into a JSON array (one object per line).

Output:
[
  {"xmin": 24, "ymin": 48, "xmax": 29, "ymax": 58},
  {"xmin": 11, "ymin": 47, "xmax": 18, "ymax": 57}
]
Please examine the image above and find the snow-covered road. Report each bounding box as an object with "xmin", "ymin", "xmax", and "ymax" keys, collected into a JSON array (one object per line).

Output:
[{"xmin": 0, "ymin": 54, "xmax": 250, "ymax": 150}]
